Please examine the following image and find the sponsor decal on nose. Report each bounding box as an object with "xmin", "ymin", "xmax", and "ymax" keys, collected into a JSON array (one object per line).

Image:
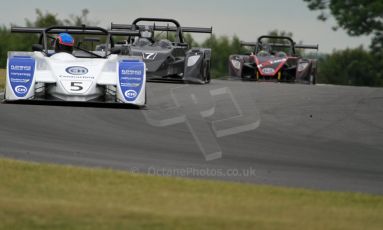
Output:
[
  {"xmin": 124, "ymin": 90, "xmax": 138, "ymax": 99},
  {"xmin": 8, "ymin": 56, "xmax": 35, "ymax": 97},
  {"xmin": 262, "ymin": 68, "xmax": 275, "ymax": 74},
  {"xmin": 14, "ymin": 85, "xmax": 28, "ymax": 93},
  {"xmin": 65, "ymin": 66, "xmax": 89, "ymax": 75}
]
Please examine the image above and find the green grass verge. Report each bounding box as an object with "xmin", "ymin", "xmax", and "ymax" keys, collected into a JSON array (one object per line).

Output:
[
  {"xmin": 0, "ymin": 158, "xmax": 382, "ymax": 230},
  {"xmin": 0, "ymin": 69, "xmax": 5, "ymax": 90}
]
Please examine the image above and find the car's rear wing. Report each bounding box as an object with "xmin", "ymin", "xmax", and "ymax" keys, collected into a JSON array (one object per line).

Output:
[
  {"xmin": 11, "ymin": 26, "xmax": 139, "ymax": 36},
  {"xmin": 112, "ymin": 17, "xmax": 212, "ymax": 34},
  {"xmin": 240, "ymin": 39, "xmax": 318, "ymax": 56},
  {"xmin": 240, "ymin": 41, "xmax": 318, "ymax": 50},
  {"xmin": 111, "ymin": 17, "xmax": 212, "ymax": 43},
  {"xmin": 111, "ymin": 23, "xmax": 212, "ymax": 34},
  {"xmin": 294, "ymin": 44, "xmax": 319, "ymax": 50},
  {"xmin": 240, "ymin": 41, "xmax": 258, "ymax": 47}
]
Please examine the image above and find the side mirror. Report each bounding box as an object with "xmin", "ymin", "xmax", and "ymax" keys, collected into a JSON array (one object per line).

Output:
[
  {"xmin": 32, "ymin": 44, "xmax": 43, "ymax": 52},
  {"xmin": 110, "ymin": 47, "xmax": 121, "ymax": 54}
]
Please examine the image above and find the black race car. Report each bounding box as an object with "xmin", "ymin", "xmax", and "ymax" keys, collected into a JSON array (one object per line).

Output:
[
  {"xmin": 228, "ymin": 36, "xmax": 319, "ymax": 84},
  {"xmin": 111, "ymin": 18, "xmax": 212, "ymax": 84}
]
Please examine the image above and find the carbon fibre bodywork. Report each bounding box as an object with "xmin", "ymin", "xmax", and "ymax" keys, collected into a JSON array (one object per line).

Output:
[
  {"xmin": 228, "ymin": 36, "xmax": 318, "ymax": 84},
  {"xmin": 111, "ymin": 18, "xmax": 212, "ymax": 84}
]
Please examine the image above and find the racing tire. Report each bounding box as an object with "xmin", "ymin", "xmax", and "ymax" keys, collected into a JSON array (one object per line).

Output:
[
  {"xmin": 277, "ymin": 71, "xmax": 282, "ymax": 82},
  {"xmin": 309, "ymin": 74, "xmax": 316, "ymax": 85},
  {"xmin": 203, "ymin": 60, "xmax": 211, "ymax": 84},
  {"xmin": 255, "ymin": 71, "xmax": 260, "ymax": 81},
  {"xmin": 145, "ymin": 88, "xmax": 147, "ymax": 105}
]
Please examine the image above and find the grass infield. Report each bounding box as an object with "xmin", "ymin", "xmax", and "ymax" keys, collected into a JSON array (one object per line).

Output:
[
  {"xmin": 0, "ymin": 69, "xmax": 5, "ymax": 90},
  {"xmin": 0, "ymin": 158, "xmax": 382, "ymax": 230}
]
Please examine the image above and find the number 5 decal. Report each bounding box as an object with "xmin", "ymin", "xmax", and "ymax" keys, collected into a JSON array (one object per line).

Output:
[{"xmin": 70, "ymin": 82, "xmax": 83, "ymax": 91}]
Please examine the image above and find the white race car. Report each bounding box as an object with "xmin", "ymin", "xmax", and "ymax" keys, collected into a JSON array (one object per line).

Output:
[{"xmin": 4, "ymin": 25, "xmax": 146, "ymax": 107}]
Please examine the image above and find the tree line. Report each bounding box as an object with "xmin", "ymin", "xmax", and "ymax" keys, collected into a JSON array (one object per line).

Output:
[
  {"xmin": 304, "ymin": 0, "xmax": 383, "ymax": 86},
  {"xmin": 0, "ymin": 6, "xmax": 382, "ymax": 87}
]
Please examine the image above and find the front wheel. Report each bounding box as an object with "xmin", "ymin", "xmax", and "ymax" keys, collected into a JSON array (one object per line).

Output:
[
  {"xmin": 277, "ymin": 71, "xmax": 282, "ymax": 82},
  {"xmin": 255, "ymin": 70, "xmax": 260, "ymax": 81},
  {"xmin": 202, "ymin": 60, "xmax": 211, "ymax": 84}
]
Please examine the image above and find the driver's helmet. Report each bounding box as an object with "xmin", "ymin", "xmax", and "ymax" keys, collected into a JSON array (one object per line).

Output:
[
  {"xmin": 140, "ymin": 25, "xmax": 154, "ymax": 40},
  {"xmin": 262, "ymin": 43, "xmax": 272, "ymax": 53},
  {"xmin": 54, "ymin": 33, "xmax": 74, "ymax": 53},
  {"xmin": 276, "ymin": 51, "xmax": 287, "ymax": 58}
]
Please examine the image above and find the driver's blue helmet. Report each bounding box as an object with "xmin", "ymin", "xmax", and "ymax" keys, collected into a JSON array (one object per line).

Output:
[{"xmin": 55, "ymin": 33, "xmax": 74, "ymax": 53}]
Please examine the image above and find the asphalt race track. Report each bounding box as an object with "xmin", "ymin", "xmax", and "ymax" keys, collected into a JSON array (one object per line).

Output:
[{"xmin": 1, "ymin": 80, "xmax": 382, "ymax": 194}]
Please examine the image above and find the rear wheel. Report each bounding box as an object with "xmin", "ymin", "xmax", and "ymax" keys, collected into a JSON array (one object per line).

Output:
[{"xmin": 308, "ymin": 62, "xmax": 317, "ymax": 85}]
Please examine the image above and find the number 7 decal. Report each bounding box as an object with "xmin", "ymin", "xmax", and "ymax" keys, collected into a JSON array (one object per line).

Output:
[{"xmin": 143, "ymin": 52, "xmax": 157, "ymax": 60}]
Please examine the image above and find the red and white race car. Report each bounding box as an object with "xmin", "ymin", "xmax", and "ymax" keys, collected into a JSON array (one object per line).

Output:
[{"xmin": 228, "ymin": 35, "xmax": 318, "ymax": 84}]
